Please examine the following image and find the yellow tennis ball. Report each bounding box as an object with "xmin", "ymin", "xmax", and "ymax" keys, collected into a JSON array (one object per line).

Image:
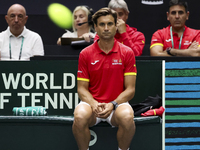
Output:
[{"xmin": 47, "ymin": 3, "xmax": 72, "ymax": 29}]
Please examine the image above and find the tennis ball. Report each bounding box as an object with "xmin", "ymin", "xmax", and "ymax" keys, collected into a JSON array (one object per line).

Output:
[{"xmin": 47, "ymin": 3, "xmax": 72, "ymax": 29}]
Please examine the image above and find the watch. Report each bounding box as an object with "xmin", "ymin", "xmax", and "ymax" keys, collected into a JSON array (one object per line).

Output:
[
  {"xmin": 166, "ymin": 47, "xmax": 174, "ymax": 56},
  {"xmin": 110, "ymin": 101, "xmax": 118, "ymax": 110}
]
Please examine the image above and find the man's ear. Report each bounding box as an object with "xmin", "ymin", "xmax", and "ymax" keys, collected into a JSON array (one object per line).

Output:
[
  {"xmin": 25, "ymin": 15, "xmax": 28, "ymax": 24},
  {"xmin": 94, "ymin": 24, "xmax": 97, "ymax": 32},
  {"xmin": 186, "ymin": 11, "xmax": 189, "ymax": 20},
  {"xmin": 5, "ymin": 15, "xmax": 9, "ymax": 24},
  {"xmin": 125, "ymin": 12, "xmax": 129, "ymax": 21},
  {"xmin": 166, "ymin": 12, "xmax": 169, "ymax": 21}
]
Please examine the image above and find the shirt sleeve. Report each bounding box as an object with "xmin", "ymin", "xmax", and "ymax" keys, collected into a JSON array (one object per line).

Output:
[
  {"xmin": 150, "ymin": 30, "xmax": 164, "ymax": 49},
  {"xmin": 120, "ymin": 31, "xmax": 145, "ymax": 56},
  {"xmin": 0, "ymin": 33, "xmax": 3, "ymax": 52},
  {"xmin": 77, "ymin": 51, "xmax": 90, "ymax": 82},
  {"xmin": 32, "ymin": 34, "xmax": 44, "ymax": 56},
  {"xmin": 124, "ymin": 48, "xmax": 137, "ymax": 76},
  {"xmin": 62, "ymin": 30, "xmax": 76, "ymax": 38}
]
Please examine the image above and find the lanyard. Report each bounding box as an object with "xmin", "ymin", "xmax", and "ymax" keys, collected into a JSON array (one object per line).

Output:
[
  {"xmin": 170, "ymin": 26, "xmax": 185, "ymax": 49},
  {"xmin": 9, "ymin": 36, "xmax": 24, "ymax": 60}
]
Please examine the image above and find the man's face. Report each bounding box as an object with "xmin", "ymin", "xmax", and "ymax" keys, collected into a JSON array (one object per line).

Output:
[
  {"xmin": 95, "ymin": 15, "xmax": 117, "ymax": 40},
  {"xmin": 5, "ymin": 5, "xmax": 28, "ymax": 35},
  {"xmin": 112, "ymin": 8, "xmax": 128, "ymax": 23},
  {"xmin": 167, "ymin": 5, "xmax": 189, "ymax": 29}
]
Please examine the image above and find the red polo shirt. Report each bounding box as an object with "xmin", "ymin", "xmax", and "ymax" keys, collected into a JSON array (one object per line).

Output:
[
  {"xmin": 150, "ymin": 25, "xmax": 200, "ymax": 50},
  {"xmin": 77, "ymin": 40, "xmax": 137, "ymax": 103}
]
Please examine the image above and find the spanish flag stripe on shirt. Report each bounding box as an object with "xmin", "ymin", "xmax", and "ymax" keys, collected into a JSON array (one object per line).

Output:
[
  {"xmin": 150, "ymin": 43, "xmax": 163, "ymax": 49},
  {"xmin": 77, "ymin": 77, "xmax": 89, "ymax": 82},
  {"xmin": 124, "ymin": 72, "xmax": 137, "ymax": 76}
]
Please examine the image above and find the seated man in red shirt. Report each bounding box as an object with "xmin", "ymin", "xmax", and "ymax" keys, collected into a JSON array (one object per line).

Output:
[
  {"xmin": 94, "ymin": 0, "xmax": 145, "ymax": 56},
  {"xmin": 73, "ymin": 7, "xmax": 137, "ymax": 150},
  {"xmin": 150, "ymin": 0, "xmax": 200, "ymax": 57}
]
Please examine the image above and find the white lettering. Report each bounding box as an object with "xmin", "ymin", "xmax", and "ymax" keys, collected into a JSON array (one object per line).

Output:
[
  {"xmin": 36, "ymin": 73, "xmax": 48, "ymax": 89},
  {"xmin": 45, "ymin": 93, "xmax": 58, "ymax": 109},
  {"xmin": 31, "ymin": 93, "xmax": 43, "ymax": 106},
  {"xmin": 18, "ymin": 93, "xmax": 30, "ymax": 107},
  {"xmin": 50, "ymin": 73, "xmax": 61, "ymax": 89},
  {"xmin": 75, "ymin": 93, "xmax": 79, "ymax": 107},
  {"xmin": 21, "ymin": 73, "xmax": 34, "ymax": 89},
  {"xmin": 0, "ymin": 92, "xmax": 78, "ymax": 110},
  {"xmin": 0, "ymin": 93, "xmax": 11, "ymax": 109},
  {"xmin": 2, "ymin": 73, "xmax": 20, "ymax": 89},
  {"xmin": 2, "ymin": 73, "xmax": 77, "ymax": 90},
  {"xmin": 63, "ymin": 73, "xmax": 76, "ymax": 89},
  {"xmin": 60, "ymin": 93, "xmax": 72, "ymax": 109}
]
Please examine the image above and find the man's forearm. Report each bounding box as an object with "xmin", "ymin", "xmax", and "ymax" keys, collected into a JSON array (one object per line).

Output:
[
  {"xmin": 113, "ymin": 87, "xmax": 135, "ymax": 104},
  {"xmin": 78, "ymin": 87, "xmax": 96, "ymax": 105},
  {"xmin": 170, "ymin": 48, "xmax": 200, "ymax": 56}
]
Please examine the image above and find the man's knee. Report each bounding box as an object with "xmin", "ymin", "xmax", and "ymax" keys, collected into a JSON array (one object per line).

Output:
[
  {"xmin": 115, "ymin": 106, "xmax": 134, "ymax": 125},
  {"xmin": 73, "ymin": 104, "xmax": 93, "ymax": 127}
]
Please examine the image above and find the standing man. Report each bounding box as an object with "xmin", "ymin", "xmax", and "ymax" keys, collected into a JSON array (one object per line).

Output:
[
  {"xmin": 73, "ymin": 7, "xmax": 136, "ymax": 150},
  {"xmin": 0, "ymin": 4, "xmax": 44, "ymax": 60},
  {"xmin": 150, "ymin": 0, "xmax": 200, "ymax": 56},
  {"xmin": 94, "ymin": 0, "xmax": 145, "ymax": 56}
]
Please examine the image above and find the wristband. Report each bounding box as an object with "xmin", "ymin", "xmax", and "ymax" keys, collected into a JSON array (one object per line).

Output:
[
  {"xmin": 110, "ymin": 101, "xmax": 118, "ymax": 110},
  {"xmin": 166, "ymin": 47, "xmax": 174, "ymax": 56}
]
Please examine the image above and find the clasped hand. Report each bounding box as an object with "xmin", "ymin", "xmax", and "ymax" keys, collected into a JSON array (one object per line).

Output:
[{"xmin": 92, "ymin": 102, "xmax": 113, "ymax": 119}]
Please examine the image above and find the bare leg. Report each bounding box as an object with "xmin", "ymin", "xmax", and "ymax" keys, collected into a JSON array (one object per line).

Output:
[
  {"xmin": 111, "ymin": 105, "xmax": 135, "ymax": 150},
  {"xmin": 72, "ymin": 103, "xmax": 96, "ymax": 150}
]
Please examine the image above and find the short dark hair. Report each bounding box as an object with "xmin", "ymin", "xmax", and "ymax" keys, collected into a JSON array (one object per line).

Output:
[
  {"xmin": 169, "ymin": 0, "xmax": 188, "ymax": 12},
  {"xmin": 92, "ymin": 7, "xmax": 117, "ymax": 26}
]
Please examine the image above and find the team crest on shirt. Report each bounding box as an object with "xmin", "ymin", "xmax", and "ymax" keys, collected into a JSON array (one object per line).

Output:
[
  {"xmin": 184, "ymin": 41, "xmax": 192, "ymax": 45},
  {"xmin": 152, "ymin": 39, "xmax": 158, "ymax": 42},
  {"xmin": 112, "ymin": 59, "xmax": 122, "ymax": 65}
]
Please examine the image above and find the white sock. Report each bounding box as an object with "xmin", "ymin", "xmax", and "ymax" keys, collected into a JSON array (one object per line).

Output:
[{"xmin": 118, "ymin": 148, "xmax": 129, "ymax": 150}]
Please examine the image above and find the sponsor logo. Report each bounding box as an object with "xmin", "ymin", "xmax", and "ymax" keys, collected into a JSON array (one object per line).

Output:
[
  {"xmin": 184, "ymin": 41, "xmax": 192, "ymax": 45},
  {"xmin": 89, "ymin": 130, "xmax": 97, "ymax": 146},
  {"xmin": 152, "ymin": 39, "xmax": 158, "ymax": 42},
  {"xmin": 166, "ymin": 39, "xmax": 172, "ymax": 42},
  {"xmin": 78, "ymin": 70, "xmax": 82, "ymax": 73},
  {"xmin": 91, "ymin": 60, "xmax": 99, "ymax": 65},
  {"xmin": 112, "ymin": 59, "xmax": 122, "ymax": 65},
  {"xmin": 141, "ymin": 0, "xmax": 163, "ymax": 5}
]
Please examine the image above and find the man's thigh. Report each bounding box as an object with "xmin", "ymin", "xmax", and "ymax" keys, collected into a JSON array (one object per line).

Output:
[
  {"xmin": 111, "ymin": 103, "xmax": 134, "ymax": 127},
  {"xmin": 74, "ymin": 101, "xmax": 96, "ymax": 127}
]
